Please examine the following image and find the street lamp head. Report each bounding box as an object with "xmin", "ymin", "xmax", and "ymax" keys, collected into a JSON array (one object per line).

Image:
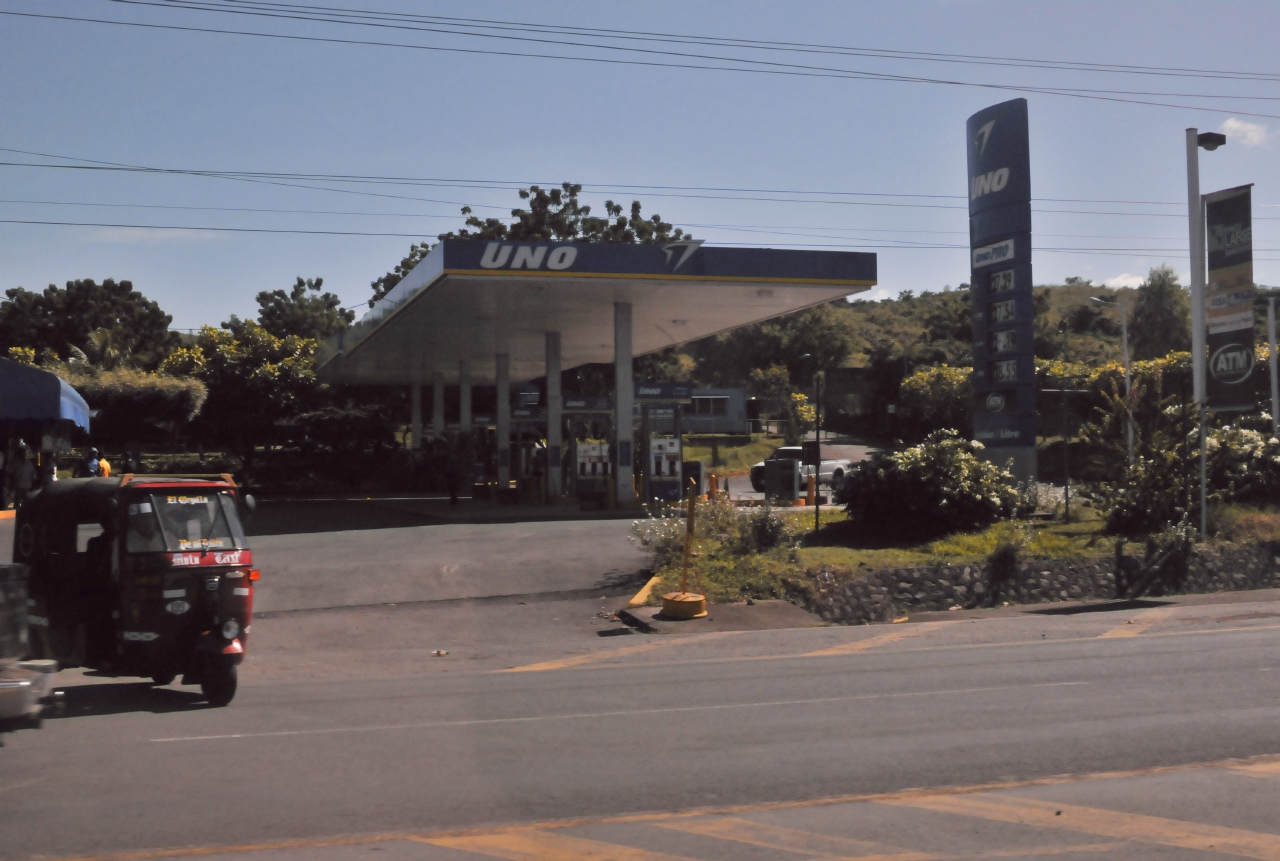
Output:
[{"xmin": 1197, "ymin": 132, "xmax": 1227, "ymax": 151}]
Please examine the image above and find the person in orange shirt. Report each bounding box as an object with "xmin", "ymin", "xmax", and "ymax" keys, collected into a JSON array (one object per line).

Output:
[{"xmin": 98, "ymin": 454, "xmax": 112, "ymax": 478}]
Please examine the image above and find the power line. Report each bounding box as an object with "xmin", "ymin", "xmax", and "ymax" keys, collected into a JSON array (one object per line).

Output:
[
  {"xmin": 5, "ymin": 218, "xmax": 1280, "ymax": 258},
  {"xmin": 120, "ymin": 0, "xmax": 1280, "ymax": 101},
  {"xmin": 6, "ymin": 9, "xmax": 1280, "ymax": 120},
  {"xmin": 8, "ymin": 159, "xmax": 1280, "ymax": 220},
  {"xmin": 194, "ymin": 0, "xmax": 1280, "ymax": 83}
]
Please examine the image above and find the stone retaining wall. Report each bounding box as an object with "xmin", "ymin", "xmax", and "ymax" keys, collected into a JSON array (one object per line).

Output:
[{"xmin": 799, "ymin": 542, "xmax": 1280, "ymax": 625}]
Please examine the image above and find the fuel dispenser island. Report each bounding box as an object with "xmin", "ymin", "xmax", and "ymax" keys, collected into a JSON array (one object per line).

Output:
[{"xmin": 648, "ymin": 436, "xmax": 684, "ymax": 502}]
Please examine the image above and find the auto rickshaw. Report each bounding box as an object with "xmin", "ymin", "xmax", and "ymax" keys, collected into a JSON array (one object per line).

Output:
[{"xmin": 16, "ymin": 475, "xmax": 258, "ymax": 706}]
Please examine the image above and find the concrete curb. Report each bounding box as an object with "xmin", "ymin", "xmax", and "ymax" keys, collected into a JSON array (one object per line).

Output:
[{"xmin": 616, "ymin": 606, "xmax": 662, "ymax": 633}]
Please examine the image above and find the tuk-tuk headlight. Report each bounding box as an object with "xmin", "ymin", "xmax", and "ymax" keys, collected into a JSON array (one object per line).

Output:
[{"xmin": 221, "ymin": 619, "xmax": 240, "ymax": 640}]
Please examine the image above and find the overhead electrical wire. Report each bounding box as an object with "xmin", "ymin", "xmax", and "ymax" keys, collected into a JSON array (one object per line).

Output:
[
  {"xmin": 5, "ymin": 7, "xmax": 1280, "ymax": 120},
  {"xmin": 5, "ymin": 219, "xmax": 1279, "ymax": 262},
  {"xmin": 111, "ymin": 0, "xmax": 1280, "ymax": 103},
  {"xmin": 188, "ymin": 0, "xmax": 1280, "ymax": 84}
]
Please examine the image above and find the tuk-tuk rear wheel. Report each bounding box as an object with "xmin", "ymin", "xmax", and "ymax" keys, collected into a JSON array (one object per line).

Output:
[
  {"xmin": 151, "ymin": 670, "xmax": 176, "ymax": 687},
  {"xmin": 200, "ymin": 657, "xmax": 237, "ymax": 707}
]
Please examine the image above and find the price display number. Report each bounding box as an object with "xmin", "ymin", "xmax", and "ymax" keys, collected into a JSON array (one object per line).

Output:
[
  {"xmin": 991, "ymin": 299, "xmax": 1016, "ymax": 324},
  {"xmin": 990, "ymin": 330, "xmax": 1017, "ymax": 353},
  {"xmin": 989, "ymin": 269, "xmax": 1015, "ymax": 293},
  {"xmin": 991, "ymin": 359, "xmax": 1018, "ymax": 383}
]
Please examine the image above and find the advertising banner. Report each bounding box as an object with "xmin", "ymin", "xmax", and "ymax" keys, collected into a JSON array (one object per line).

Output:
[
  {"xmin": 1204, "ymin": 185, "xmax": 1255, "ymax": 412},
  {"xmin": 967, "ymin": 99, "xmax": 1035, "ymax": 464}
]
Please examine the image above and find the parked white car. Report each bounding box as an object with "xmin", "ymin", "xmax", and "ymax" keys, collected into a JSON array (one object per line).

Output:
[{"xmin": 749, "ymin": 445, "xmax": 852, "ymax": 492}]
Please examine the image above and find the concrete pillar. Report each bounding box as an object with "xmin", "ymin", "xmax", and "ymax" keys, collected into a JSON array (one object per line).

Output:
[
  {"xmin": 495, "ymin": 353, "xmax": 510, "ymax": 488},
  {"xmin": 545, "ymin": 332, "xmax": 562, "ymax": 498},
  {"xmin": 459, "ymin": 360, "xmax": 472, "ymax": 433},
  {"xmin": 614, "ymin": 302, "xmax": 634, "ymax": 503},
  {"xmin": 432, "ymin": 371, "xmax": 445, "ymax": 440},
  {"xmin": 410, "ymin": 382, "xmax": 423, "ymax": 450}
]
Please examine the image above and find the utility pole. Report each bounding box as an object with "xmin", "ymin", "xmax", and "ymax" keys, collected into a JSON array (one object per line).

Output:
[{"xmin": 1060, "ymin": 320, "xmax": 1071, "ymax": 522}]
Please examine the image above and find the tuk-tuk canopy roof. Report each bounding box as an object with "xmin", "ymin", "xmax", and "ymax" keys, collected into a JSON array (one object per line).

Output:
[{"xmin": 0, "ymin": 358, "xmax": 91, "ymax": 432}]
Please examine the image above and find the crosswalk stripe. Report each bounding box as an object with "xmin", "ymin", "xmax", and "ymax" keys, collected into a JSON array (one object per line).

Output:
[
  {"xmin": 416, "ymin": 829, "xmax": 699, "ymax": 860},
  {"xmin": 1097, "ymin": 606, "xmax": 1178, "ymax": 638},
  {"xmin": 880, "ymin": 792, "xmax": 1280, "ymax": 860},
  {"xmin": 804, "ymin": 621, "xmax": 958, "ymax": 657},
  {"xmin": 656, "ymin": 815, "xmax": 932, "ymax": 859}
]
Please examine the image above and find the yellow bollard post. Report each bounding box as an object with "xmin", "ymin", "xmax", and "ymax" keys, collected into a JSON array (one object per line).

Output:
[{"xmin": 662, "ymin": 476, "xmax": 707, "ymax": 619}]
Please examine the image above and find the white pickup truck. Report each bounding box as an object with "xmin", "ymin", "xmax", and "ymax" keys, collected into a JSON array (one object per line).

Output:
[{"xmin": 749, "ymin": 445, "xmax": 853, "ymax": 492}]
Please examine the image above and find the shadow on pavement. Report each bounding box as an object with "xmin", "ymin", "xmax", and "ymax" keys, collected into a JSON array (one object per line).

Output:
[
  {"xmin": 49, "ymin": 682, "xmax": 208, "ymax": 718},
  {"xmin": 1029, "ymin": 598, "xmax": 1173, "ymax": 616}
]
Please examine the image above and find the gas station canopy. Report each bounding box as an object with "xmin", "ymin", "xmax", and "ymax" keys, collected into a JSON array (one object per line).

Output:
[{"xmin": 316, "ymin": 240, "xmax": 876, "ymax": 385}]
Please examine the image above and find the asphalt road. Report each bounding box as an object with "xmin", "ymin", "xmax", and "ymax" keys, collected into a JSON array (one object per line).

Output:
[{"xmin": 5, "ymin": 588, "xmax": 1280, "ymax": 860}]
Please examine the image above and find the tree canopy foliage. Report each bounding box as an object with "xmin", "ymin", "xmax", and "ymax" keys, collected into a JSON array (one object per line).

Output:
[
  {"xmin": 371, "ymin": 183, "xmax": 693, "ymax": 307},
  {"xmin": 1130, "ymin": 265, "xmax": 1191, "ymax": 360},
  {"xmin": 0, "ymin": 278, "xmax": 177, "ymax": 369},
  {"xmin": 254, "ymin": 277, "xmax": 354, "ymax": 341}
]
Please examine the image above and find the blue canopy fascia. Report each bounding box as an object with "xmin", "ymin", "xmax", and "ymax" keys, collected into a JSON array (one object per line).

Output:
[{"xmin": 0, "ymin": 358, "xmax": 91, "ymax": 432}]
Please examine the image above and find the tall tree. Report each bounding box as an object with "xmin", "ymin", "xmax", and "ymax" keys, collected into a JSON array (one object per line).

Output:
[
  {"xmin": 0, "ymin": 278, "xmax": 177, "ymax": 368},
  {"xmin": 254, "ymin": 277, "xmax": 354, "ymax": 341},
  {"xmin": 1130, "ymin": 265, "xmax": 1191, "ymax": 360},
  {"xmin": 370, "ymin": 183, "xmax": 693, "ymax": 307}
]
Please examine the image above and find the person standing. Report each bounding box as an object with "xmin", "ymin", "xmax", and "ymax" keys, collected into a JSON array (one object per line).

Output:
[
  {"xmin": 74, "ymin": 448, "xmax": 102, "ymax": 478},
  {"xmin": 98, "ymin": 452, "xmax": 112, "ymax": 478}
]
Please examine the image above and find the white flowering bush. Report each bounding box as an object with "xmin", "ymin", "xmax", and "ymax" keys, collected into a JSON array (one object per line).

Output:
[
  {"xmin": 630, "ymin": 496, "xmax": 802, "ymax": 570},
  {"xmin": 1207, "ymin": 424, "xmax": 1280, "ymax": 505},
  {"xmin": 834, "ymin": 429, "xmax": 1018, "ymax": 540}
]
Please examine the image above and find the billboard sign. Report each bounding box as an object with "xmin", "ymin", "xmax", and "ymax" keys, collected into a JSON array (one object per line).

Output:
[
  {"xmin": 967, "ymin": 98, "xmax": 1036, "ymax": 454},
  {"xmin": 1204, "ymin": 185, "xmax": 1256, "ymax": 412}
]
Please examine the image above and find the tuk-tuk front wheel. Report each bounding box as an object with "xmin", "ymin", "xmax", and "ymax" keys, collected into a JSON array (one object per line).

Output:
[{"xmin": 200, "ymin": 656, "xmax": 237, "ymax": 707}]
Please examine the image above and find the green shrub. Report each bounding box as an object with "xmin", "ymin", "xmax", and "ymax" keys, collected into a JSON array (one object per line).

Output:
[
  {"xmin": 898, "ymin": 364, "xmax": 971, "ymax": 442},
  {"xmin": 834, "ymin": 429, "xmax": 1018, "ymax": 540}
]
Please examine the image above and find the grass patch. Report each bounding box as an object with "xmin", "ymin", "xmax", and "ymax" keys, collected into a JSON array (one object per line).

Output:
[
  {"xmin": 682, "ymin": 434, "xmax": 780, "ymax": 475},
  {"xmin": 1210, "ymin": 505, "xmax": 1280, "ymax": 543}
]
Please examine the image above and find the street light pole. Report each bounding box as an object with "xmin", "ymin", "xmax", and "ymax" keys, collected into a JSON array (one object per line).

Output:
[
  {"xmin": 1187, "ymin": 128, "xmax": 1229, "ymax": 536},
  {"xmin": 1092, "ymin": 296, "xmax": 1133, "ymax": 464}
]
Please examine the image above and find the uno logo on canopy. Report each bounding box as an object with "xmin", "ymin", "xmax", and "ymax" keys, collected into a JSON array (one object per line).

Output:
[{"xmin": 479, "ymin": 243, "xmax": 579, "ymax": 271}]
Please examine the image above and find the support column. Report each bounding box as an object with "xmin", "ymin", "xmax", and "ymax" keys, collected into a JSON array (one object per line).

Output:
[
  {"xmin": 496, "ymin": 353, "xmax": 510, "ymax": 489},
  {"xmin": 459, "ymin": 360, "xmax": 472, "ymax": 433},
  {"xmin": 545, "ymin": 332, "xmax": 562, "ymax": 498},
  {"xmin": 409, "ymin": 381, "xmax": 423, "ymax": 450},
  {"xmin": 614, "ymin": 302, "xmax": 635, "ymax": 503},
  {"xmin": 432, "ymin": 371, "xmax": 445, "ymax": 441}
]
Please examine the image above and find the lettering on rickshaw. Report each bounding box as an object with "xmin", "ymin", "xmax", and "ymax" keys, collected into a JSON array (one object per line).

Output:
[
  {"xmin": 213, "ymin": 551, "xmax": 243, "ymax": 565},
  {"xmin": 177, "ymin": 538, "xmax": 228, "ymax": 550},
  {"xmin": 171, "ymin": 553, "xmax": 201, "ymax": 566},
  {"xmin": 167, "ymin": 495, "xmax": 209, "ymax": 505}
]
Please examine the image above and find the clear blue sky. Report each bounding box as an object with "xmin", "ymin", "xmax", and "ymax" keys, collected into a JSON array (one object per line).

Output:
[{"xmin": 2, "ymin": 0, "xmax": 1277, "ymax": 330}]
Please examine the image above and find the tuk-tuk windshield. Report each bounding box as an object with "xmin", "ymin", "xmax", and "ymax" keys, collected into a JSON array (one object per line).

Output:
[{"xmin": 126, "ymin": 491, "xmax": 248, "ymax": 554}]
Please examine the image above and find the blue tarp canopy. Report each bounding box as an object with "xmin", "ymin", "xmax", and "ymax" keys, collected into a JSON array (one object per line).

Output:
[{"xmin": 0, "ymin": 358, "xmax": 91, "ymax": 432}]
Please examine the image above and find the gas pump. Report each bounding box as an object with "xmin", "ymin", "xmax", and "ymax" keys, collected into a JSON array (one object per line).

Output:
[
  {"xmin": 575, "ymin": 441, "xmax": 611, "ymax": 504},
  {"xmin": 648, "ymin": 436, "xmax": 683, "ymax": 502}
]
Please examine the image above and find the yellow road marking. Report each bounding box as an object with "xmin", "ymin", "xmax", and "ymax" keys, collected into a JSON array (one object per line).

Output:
[
  {"xmin": 628, "ymin": 574, "xmax": 662, "ymax": 607},
  {"xmin": 804, "ymin": 621, "xmax": 958, "ymax": 656},
  {"xmin": 503, "ymin": 642, "xmax": 667, "ymax": 673},
  {"xmin": 417, "ymin": 829, "xmax": 695, "ymax": 860},
  {"xmin": 503, "ymin": 632, "xmax": 737, "ymax": 673},
  {"xmin": 42, "ymin": 753, "xmax": 1280, "ymax": 861},
  {"xmin": 1230, "ymin": 760, "xmax": 1280, "ymax": 779},
  {"xmin": 881, "ymin": 793, "xmax": 1280, "ymax": 860},
  {"xmin": 1097, "ymin": 605, "xmax": 1179, "ymax": 638},
  {"xmin": 656, "ymin": 816, "xmax": 931, "ymax": 859}
]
